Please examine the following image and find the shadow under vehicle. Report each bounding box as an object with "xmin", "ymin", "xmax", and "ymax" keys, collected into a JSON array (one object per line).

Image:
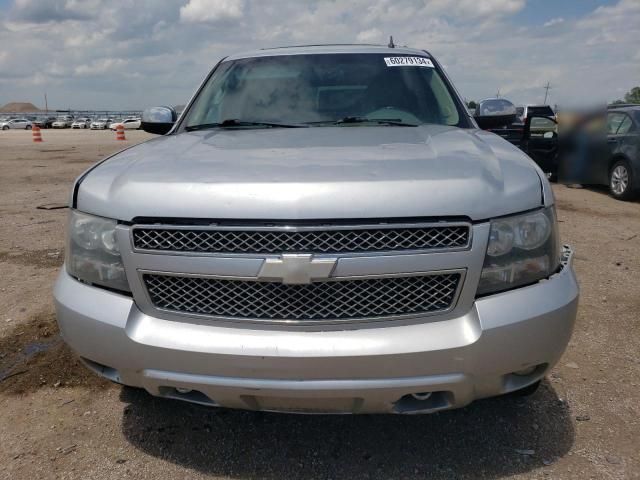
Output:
[{"xmin": 120, "ymin": 379, "xmax": 574, "ymax": 479}]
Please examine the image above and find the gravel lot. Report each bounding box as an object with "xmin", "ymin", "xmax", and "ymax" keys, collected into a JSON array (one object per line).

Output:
[{"xmin": 0, "ymin": 128, "xmax": 638, "ymax": 480}]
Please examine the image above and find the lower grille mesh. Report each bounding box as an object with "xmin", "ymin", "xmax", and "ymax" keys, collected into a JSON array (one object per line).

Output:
[{"xmin": 143, "ymin": 273, "xmax": 461, "ymax": 322}]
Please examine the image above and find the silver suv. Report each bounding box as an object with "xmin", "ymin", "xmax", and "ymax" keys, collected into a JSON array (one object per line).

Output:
[{"xmin": 54, "ymin": 45, "xmax": 578, "ymax": 414}]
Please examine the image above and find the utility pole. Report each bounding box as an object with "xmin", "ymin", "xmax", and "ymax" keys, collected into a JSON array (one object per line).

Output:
[
  {"xmin": 496, "ymin": 89, "xmax": 500, "ymax": 98},
  {"xmin": 543, "ymin": 82, "xmax": 552, "ymax": 104},
  {"xmin": 44, "ymin": 92, "xmax": 48, "ymax": 114}
]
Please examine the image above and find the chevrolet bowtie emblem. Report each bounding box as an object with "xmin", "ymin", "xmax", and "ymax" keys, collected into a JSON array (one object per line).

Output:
[{"xmin": 258, "ymin": 254, "xmax": 338, "ymax": 284}]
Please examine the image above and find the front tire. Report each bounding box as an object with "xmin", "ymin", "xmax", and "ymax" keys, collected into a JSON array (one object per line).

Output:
[
  {"xmin": 2, "ymin": 126, "xmax": 8, "ymax": 130},
  {"xmin": 609, "ymin": 160, "xmax": 637, "ymax": 200},
  {"xmin": 26, "ymin": 125, "xmax": 32, "ymax": 130}
]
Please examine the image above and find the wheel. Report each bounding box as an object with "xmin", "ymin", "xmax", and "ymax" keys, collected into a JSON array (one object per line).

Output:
[
  {"xmin": 26, "ymin": 125, "xmax": 32, "ymax": 130},
  {"xmin": 609, "ymin": 159, "xmax": 637, "ymax": 200},
  {"xmin": 2, "ymin": 126, "xmax": 8, "ymax": 130}
]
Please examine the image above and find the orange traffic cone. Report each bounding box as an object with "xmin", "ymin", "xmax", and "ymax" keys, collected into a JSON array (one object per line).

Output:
[
  {"xmin": 32, "ymin": 125, "xmax": 43, "ymax": 142},
  {"xmin": 116, "ymin": 124, "xmax": 126, "ymax": 141}
]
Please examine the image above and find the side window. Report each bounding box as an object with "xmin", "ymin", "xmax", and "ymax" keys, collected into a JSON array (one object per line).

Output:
[
  {"xmin": 606, "ymin": 113, "xmax": 624, "ymax": 135},
  {"xmin": 529, "ymin": 117, "xmax": 557, "ymax": 137},
  {"xmin": 616, "ymin": 115, "xmax": 633, "ymax": 135}
]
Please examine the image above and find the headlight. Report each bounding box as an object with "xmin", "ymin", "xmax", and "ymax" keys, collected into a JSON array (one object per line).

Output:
[
  {"xmin": 66, "ymin": 210, "xmax": 130, "ymax": 292},
  {"xmin": 477, "ymin": 207, "xmax": 560, "ymax": 296}
]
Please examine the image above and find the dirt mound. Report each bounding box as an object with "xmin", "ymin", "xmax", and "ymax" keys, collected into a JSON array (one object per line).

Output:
[{"xmin": 0, "ymin": 102, "xmax": 41, "ymax": 113}]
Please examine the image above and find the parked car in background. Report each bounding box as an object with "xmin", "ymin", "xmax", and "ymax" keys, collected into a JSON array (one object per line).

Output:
[
  {"xmin": 110, "ymin": 118, "xmax": 141, "ymax": 130},
  {"xmin": 55, "ymin": 45, "xmax": 578, "ymax": 415},
  {"xmin": 566, "ymin": 106, "xmax": 640, "ymax": 200},
  {"xmin": 478, "ymin": 98, "xmax": 526, "ymax": 145},
  {"xmin": 52, "ymin": 115, "xmax": 74, "ymax": 128},
  {"xmin": 0, "ymin": 118, "xmax": 32, "ymax": 130},
  {"xmin": 90, "ymin": 118, "xmax": 113, "ymax": 130},
  {"xmin": 71, "ymin": 118, "xmax": 92, "ymax": 129},
  {"xmin": 603, "ymin": 105, "xmax": 640, "ymax": 200},
  {"xmin": 34, "ymin": 116, "xmax": 57, "ymax": 129}
]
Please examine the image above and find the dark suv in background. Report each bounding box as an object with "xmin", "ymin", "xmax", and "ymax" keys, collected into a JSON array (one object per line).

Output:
[{"xmin": 475, "ymin": 99, "xmax": 559, "ymax": 179}]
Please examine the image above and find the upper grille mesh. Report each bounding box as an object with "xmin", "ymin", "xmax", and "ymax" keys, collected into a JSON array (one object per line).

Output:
[
  {"xmin": 143, "ymin": 273, "xmax": 461, "ymax": 322},
  {"xmin": 132, "ymin": 225, "xmax": 469, "ymax": 254}
]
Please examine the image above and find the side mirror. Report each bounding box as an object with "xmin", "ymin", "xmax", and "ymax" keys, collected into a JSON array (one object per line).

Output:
[
  {"xmin": 474, "ymin": 98, "xmax": 517, "ymax": 129},
  {"xmin": 141, "ymin": 106, "xmax": 177, "ymax": 135}
]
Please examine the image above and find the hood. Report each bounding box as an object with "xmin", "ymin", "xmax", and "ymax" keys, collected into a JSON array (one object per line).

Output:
[{"xmin": 77, "ymin": 125, "xmax": 544, "ymax": 221}]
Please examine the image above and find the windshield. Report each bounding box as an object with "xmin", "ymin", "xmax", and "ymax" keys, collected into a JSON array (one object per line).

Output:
[{"xmin": 184, "ymin": 53, "xmax": 464, "ymax": 129}]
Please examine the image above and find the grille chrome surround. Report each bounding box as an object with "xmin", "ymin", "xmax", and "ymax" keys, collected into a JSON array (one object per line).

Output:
[
  {"xmin": 132, "ymin": 223, "xmax": 471, "ymax": 256},
  {"xmin": 142, "ymin": 272, "xmax": 463, "ymax": 324}
]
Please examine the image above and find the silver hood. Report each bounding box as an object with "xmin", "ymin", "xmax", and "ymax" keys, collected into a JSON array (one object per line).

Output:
[{"xmin": 77, "ymin": 125, "xmax": 545, "ymax": 221}]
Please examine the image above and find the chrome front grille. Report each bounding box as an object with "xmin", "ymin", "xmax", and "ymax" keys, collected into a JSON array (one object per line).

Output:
[
  {"xmin": 132, "ymin": 224, "xmax": 470, "ymax": 255},
  {"xmin": 143, "ymin": 273, "xmax": 462, "ymax": 323}
]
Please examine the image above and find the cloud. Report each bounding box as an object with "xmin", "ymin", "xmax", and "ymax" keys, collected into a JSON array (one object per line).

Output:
[
  {"xmin": 0, "ymin": 0, "xmax": 638, "ymax": 109},
  {"xmin": 180, "ymin": 0, "xmax": 244, "ymax": 24},
  {"xmin": 356, "ymin": 28, "xmax": 383, "ymax": 43},
  {"xmin": 74, "ymin": 58, "xmax": 128, "ymax": 76},
  {"xmin": 543, "ymin": 17, "xmax": 564, "ymax": 27}
]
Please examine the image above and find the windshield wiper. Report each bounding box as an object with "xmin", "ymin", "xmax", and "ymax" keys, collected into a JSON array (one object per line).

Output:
[
  {"xmin": 306, "ymin": 117, "xmax": 418, "ymax": 127},
  {"xmin": 185, "ymin": 119, "xmax": 307, "ymax": 131}
]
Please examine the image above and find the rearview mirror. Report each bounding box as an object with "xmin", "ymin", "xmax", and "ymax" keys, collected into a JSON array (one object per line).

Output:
[
  {"xmin": 474, "ymin": 98, "xmax": 517, "ymax": 129},
  {"xmin": 141, "ymin": 106, "xmax": 177, "ymax": 135}
]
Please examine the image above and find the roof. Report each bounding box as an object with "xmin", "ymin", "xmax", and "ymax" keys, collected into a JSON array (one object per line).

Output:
[{"xmin": 226, "ymin": 44, "xmax": 431, "ymax": 61}]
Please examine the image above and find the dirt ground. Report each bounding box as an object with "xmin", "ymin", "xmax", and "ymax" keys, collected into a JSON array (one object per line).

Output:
[{"xmin": 0, "ymin": 128, "xmax": 638, "ymax": 480}]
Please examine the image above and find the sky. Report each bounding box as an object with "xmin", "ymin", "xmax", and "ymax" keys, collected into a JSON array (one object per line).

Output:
[{"xmin": 0, "ymin": 0, "xmax": 638, "ymax": 110}]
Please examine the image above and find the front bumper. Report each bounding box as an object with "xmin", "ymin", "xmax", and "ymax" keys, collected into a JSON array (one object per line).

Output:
[{"xmin": 54, "ymin": 248, "xmax": 578, "ymax": 414}]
